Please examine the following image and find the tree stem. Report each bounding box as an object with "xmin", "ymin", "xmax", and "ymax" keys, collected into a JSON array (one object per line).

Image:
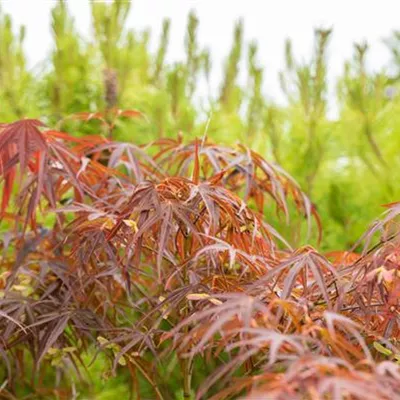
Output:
[{"xmin": 182, "ymin": 357, "xmax": 192, "ymax": 399}]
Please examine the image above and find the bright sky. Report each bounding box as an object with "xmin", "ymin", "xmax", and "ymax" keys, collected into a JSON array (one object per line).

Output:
[{"xmin": 2, "ymin": 0, "xmax": 400, "ymax": 111}]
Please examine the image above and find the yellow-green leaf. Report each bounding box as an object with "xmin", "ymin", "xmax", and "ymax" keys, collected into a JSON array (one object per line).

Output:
[{"xmin": 373, "ymin": 341, "xmax": 393, "ymax": 356}]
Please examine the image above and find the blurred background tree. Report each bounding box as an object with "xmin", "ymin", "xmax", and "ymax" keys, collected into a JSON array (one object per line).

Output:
[{"xmin": 0, "ymin": 5, "xmax": 32, "ymax": 120}]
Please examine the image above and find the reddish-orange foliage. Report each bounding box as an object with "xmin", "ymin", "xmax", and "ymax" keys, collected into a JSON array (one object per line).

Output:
[{"xmin": 1, "ymin": 116, "xmax": 400, "ymax": 399}]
